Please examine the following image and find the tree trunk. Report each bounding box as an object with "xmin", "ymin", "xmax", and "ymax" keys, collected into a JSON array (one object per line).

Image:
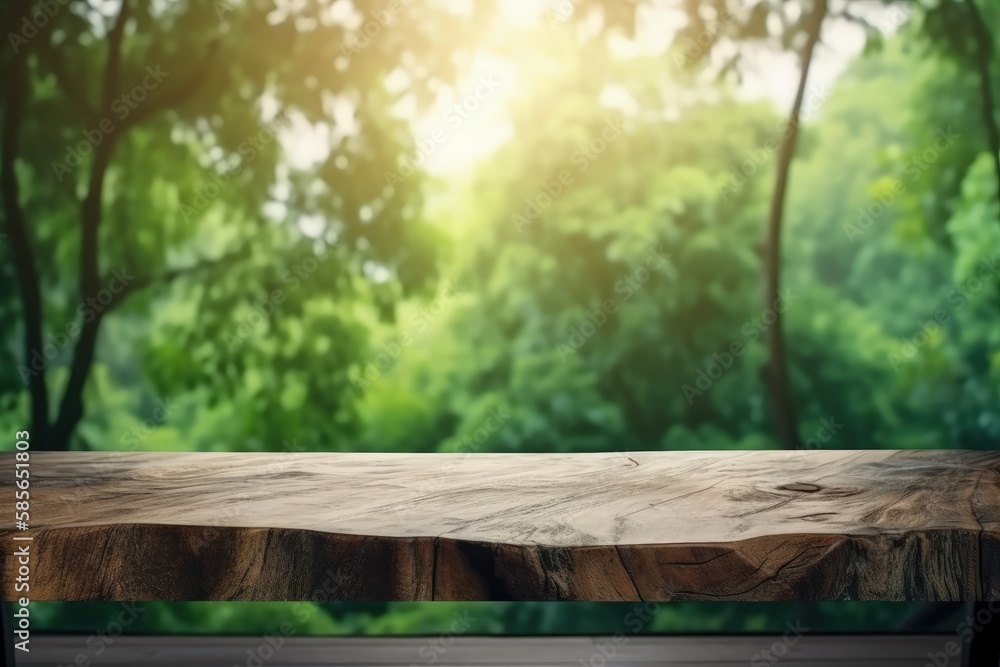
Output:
[
  {"xmin": 763, "ymin": 0, "xmax": 826, "ymax": 450},
  {"xmin": 2, "ymin": 5, "xmax": 52, "ymax": 444},
  {"xmin": 965, "ymin": 0, "xmax": 1000, "ymax": 221}
]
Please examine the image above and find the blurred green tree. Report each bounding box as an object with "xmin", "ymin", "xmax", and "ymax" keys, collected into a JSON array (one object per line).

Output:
[{"xmin": 0, "ymin": 0, "xmax": 495, "ymax": 450}]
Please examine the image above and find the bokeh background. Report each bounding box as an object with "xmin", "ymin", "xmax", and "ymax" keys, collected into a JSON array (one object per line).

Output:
[{"xmin": 2, "ymin": 0, "xmax": 999, "ymax": 637}]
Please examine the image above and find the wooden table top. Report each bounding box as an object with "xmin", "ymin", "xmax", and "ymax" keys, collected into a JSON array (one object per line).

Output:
[{"xmin": 3, "ymin": 450, "xmax": 998, "ymax": 601}]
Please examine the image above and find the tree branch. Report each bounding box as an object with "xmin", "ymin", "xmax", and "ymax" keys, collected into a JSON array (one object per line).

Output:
[
  {"xmin": 832, "ymin": 8, "xmax": 875, "ymax": 33},
  {"xmin": 102, "ymin": 0, "xmax": 131, "ymax": 108},
  {"xmin": 762, "ymin": 0, "xmax": 826, "ymax": 450},
  {"xmin": 48, "ymin": 2, "xmax": 225, "ymax": 448},
  {"xmin": 108, "ymin": 244, "xmax": 253, "ymax": 312},
  {"xmin": 123, "ymin": 40, "xmax": 220, "ymax": 130},
  {"xmin": 50, "ymin": 0, "xmax": 132, "ymax": 450},
  {"xmin": 38, "ymin": 39, "xmax": 96, "ymax": 122},
  {"xmin": 965, "ymin": 0, "xmax": 1000, "ymax": 219},
  {"xmin": 2, "ymin": 4, "xmax": 50, "ymax": 439}
]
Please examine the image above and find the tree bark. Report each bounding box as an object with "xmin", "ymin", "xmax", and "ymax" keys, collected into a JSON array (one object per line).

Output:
[
  {"xmin": 762, "ymin": 0, "xmax": 826, "ymax": 450},
  {"xmin": 1, "ymin": 5, "xmax": 50, "ymax": 443},
  {"xmin": 44, "ymin": 0, "xmax": 131, "ymax": 451},
  {"xmin": 965, "ymin": 0, "xmax": 1000, "ymax": 221},
  {"xmin": 32, "ymin": 2, "xmax": 221, "ymax": 450}
]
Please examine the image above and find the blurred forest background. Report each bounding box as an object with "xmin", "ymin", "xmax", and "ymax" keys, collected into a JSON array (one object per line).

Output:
[{"xmin": 2, "ymin": 0, "xmax": 999, "ymax": 637}]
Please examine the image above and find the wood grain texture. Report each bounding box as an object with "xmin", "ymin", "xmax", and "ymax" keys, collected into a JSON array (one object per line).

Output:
[{"xmin": 2, "ymin": 450, "xmax": 999, "ymax": 601}]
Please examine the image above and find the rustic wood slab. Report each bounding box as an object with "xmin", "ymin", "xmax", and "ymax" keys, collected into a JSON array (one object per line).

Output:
[{"xmin": 2, "ymin": 450, "xmax": 998, "ymax": 601}]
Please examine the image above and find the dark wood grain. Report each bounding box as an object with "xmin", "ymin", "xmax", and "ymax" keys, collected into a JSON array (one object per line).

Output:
[{"xmin": 2, "ymin": 450, "xmax": 998, "ymax": 601}]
